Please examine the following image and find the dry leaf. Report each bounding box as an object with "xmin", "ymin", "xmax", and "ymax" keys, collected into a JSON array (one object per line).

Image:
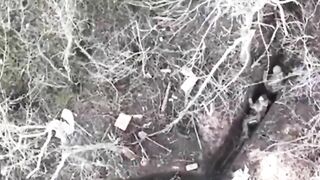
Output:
[
  {"xmin": 132, "ymin": 114, "xmax": 143, "ymax": 119},
  {"xmin": 142, "ymin": 122, "xmax": 152, "ymax": 128},
  {"xmin": 140, "ymin": 156, "xmax": 149, "ymax": 166},
  {"xmin": 138, "ymin": 131, "xmax": 148, "ymax": 141},
  {"xmin": 180, "ymin": 67, "xmax": 194, "ymax": 77},
  {"xmin": 121, "ymin": 147, "xmax": 137, "ymax": 161}
]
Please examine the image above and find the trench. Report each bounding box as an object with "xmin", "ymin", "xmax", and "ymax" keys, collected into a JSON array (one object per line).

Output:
[
  {"xmin": 204, "ymin": 52, "xmax": 288, "ymax": 179},
  {"xmin": 205, "ymin": 84, "xmax": 279, "ymax": 179},
  {"xmin": 121, "ymin": 2, "xmax": 301, "ymax": 178},
  {"xmin": 121, "ymin": 51, "xmax": 287, "ymax": 180}
]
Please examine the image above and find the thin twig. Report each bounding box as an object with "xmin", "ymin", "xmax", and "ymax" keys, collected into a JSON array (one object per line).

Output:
[
  {"xmin": 27, "ymin": 131, "xmax": 53, "ymax": 179},
  {"xmin": 161, "ymin": 81, "xmax": 171, "ymax": 113},
  {"xmin": 158, "ymin": 36, "xmax": 244, "ymax": 134}
]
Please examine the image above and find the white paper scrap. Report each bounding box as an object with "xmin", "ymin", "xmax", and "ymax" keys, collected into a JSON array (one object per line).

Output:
[
  {"xmin": 186, "ymin": 163, "xmax": 198, "ymax": 171},
  {"xmin": 115, "ymin": 113, "xmax": 132, "ymax": 131}
]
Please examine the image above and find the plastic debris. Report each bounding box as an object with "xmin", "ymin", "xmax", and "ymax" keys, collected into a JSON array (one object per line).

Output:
[
  {"xmin": 181, "ymin": 74, "xmax": 198, "ymax": 94},
  {"xmin": 232, "ymin": 165, "xmax": 250, "ymax": 180},
  {"xmin": 61, "ymin": 109, "xmax": 75, "ymax": 129}
]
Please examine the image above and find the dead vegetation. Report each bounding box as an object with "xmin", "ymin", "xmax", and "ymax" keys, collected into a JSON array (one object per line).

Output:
[{"xmin": 0, "ymin": 0, "xmax": 320, "ymax": 180}]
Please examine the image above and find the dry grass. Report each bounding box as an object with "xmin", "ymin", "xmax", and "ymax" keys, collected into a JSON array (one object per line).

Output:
[{"xmin": 0, "ymin": 0, "xmax": 320, "ymax": 179}]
